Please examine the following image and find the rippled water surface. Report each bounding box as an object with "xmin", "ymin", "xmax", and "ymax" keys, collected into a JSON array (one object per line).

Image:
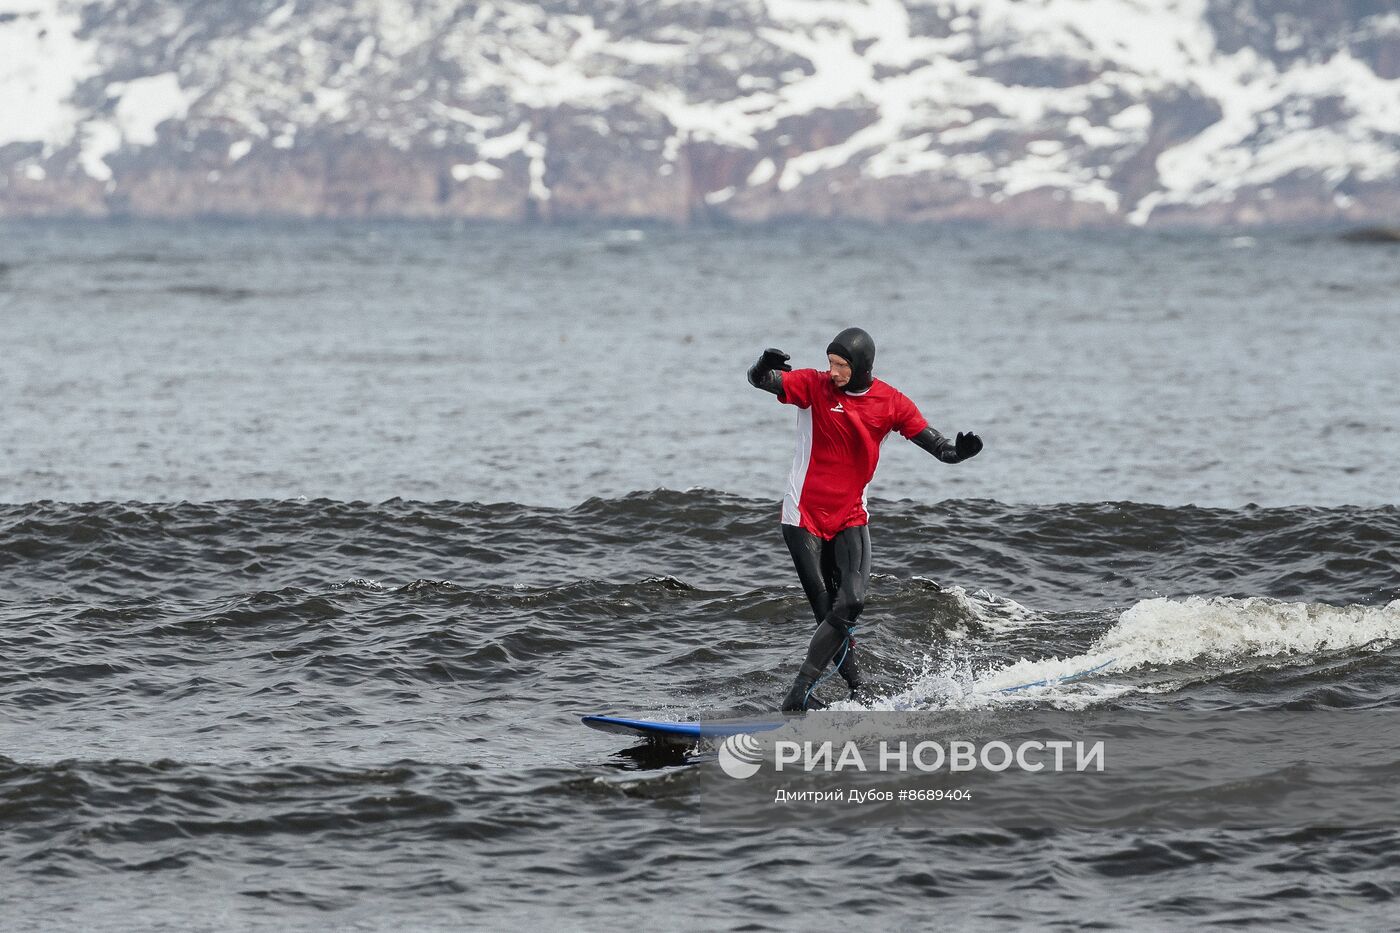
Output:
[
  {"xmin": 3, "ymin": 220, "xmax": 1398, "ymax": 506},
  {"xmin": 3, "ymin": 221, "xmax": 1399, "ymax": 930}
]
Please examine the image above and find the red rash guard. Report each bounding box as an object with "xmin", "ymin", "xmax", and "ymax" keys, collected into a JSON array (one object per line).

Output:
[{"xmin": 775, "ymin": 368, "xmax": 929, "ymax": 539}]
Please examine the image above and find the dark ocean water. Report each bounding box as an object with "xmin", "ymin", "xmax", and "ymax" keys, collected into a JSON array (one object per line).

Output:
[{"xmin": 3, "ymin": 221, "xmax": 1400, "ymax": 930}]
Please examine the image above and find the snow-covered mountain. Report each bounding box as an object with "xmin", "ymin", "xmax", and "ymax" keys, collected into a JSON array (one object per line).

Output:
[{"xmin": 2, "ymin": 0, "xmax": 1398, "ymax": 226}]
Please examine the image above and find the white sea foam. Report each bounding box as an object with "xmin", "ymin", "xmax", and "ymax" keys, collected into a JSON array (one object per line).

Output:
[
  {"xmin": 872, "ymin": 595, "xmax": 1400, "ymax": 712},
  {"xmin": 1091, "ymin": 595, "xmax": 1400, "ymax": 670}
]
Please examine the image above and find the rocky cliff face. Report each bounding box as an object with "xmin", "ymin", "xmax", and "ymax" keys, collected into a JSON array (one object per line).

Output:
[{"xmin": 2, "ymin": 0, "xmax": 1398, "ymax": 226}]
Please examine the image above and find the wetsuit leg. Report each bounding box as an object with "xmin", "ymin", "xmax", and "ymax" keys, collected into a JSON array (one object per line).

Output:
[
  {"xmin": 781, "ymin": 525, "xmax": 871, "ymax": 710},
  {"xmin": 782, "ymin": 524, "xmax": 834, "ymax": 623},
  {"xmin": 816, "ymin": 531, "xmax": 866, "ymax": 691},
  {"xmin": 817, "ymin": 526, "xmax": 862, "ymax": 686},
  {"xmin": 782, "ymin": 525, "xmax": 865, "ymax": 691}
]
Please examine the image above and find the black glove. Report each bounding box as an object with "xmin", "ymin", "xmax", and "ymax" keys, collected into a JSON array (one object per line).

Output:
[
  {"xmin": 756, "ymin": 348, "xmax": 792, "ymax": 373},
  {"xmin": 955, "ymin": 431, "xmax": 983, "ymax": 461}
]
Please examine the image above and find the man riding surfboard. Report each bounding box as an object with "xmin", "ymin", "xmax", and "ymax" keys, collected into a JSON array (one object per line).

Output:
[{"xmin": 748, "ymin": 327, "xmax": 983, "ymax": 711}]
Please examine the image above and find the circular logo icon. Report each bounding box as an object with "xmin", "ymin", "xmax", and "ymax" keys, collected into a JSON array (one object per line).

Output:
[{"xmin": 717, "ymin": 733, "xmax": 765, "ymax": 779}]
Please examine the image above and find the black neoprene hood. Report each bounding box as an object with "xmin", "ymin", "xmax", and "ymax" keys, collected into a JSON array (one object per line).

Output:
[{"xmin": 826, "ymin": 327, "xmax": 875, "ymax": 393}]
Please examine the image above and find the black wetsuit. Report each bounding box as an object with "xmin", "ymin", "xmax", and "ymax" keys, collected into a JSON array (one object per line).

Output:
[{"xmin": 783, "ymin": 522, "xmax": 871, "ymax": 702}]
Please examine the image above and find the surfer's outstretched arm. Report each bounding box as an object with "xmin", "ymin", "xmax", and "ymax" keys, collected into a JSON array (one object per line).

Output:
[
  {"xmin": 910, "ymin": 426, "xmax": 983, "ymax": 463},
  {"xmin": 747, "ymin": 347, "xmax": 792, "ymax": 395}
]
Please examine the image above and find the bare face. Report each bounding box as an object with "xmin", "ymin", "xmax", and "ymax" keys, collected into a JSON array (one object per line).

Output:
[{"xmin": 827, "ymin": 353, "xmax": 852, "ymax": 388}]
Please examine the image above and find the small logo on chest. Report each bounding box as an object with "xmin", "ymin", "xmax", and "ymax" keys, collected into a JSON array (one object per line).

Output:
[{"xmin": 830, "ymin": 402, "xmax": 845, "ymax": 413}]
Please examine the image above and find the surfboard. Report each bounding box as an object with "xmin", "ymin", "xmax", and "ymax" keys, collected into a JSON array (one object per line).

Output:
[
  {"xmin": 583, "ymin": 657, "xmax": 1118, "ymax": 742},
  {"xmin": 581, "ymin": 714, "xmax": 788, "ymax": 742}
]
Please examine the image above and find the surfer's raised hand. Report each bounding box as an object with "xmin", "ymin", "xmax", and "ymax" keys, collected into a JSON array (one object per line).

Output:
[
  {"xmin": 748, "ymin": 348, "xmax": 792, "ymax": 395},
  {"xmin": 955, "ymin": 431, "xmax": 983, "ymax": 461},
  {"xmin": 910, "ymin": 426, "xmax": 974, "ymax": 464},
  {"xmin": 757, "ymin": 348, "xmax": 792, "ymax": 372}
]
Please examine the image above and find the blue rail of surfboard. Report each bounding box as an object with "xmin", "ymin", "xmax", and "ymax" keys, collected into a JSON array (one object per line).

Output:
[
  {"xmin": 583, "ymin": 657, "xmax": 1117, "ymax": 741},
  {"xmin": 581, "ymin": 714, "xmax": 787, "ymax": 739}
]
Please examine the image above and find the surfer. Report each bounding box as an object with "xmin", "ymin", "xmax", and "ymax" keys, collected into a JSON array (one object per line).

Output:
[{"xmin": 748, "ymin": 327, "xmax": 983, "ymax": 711}]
